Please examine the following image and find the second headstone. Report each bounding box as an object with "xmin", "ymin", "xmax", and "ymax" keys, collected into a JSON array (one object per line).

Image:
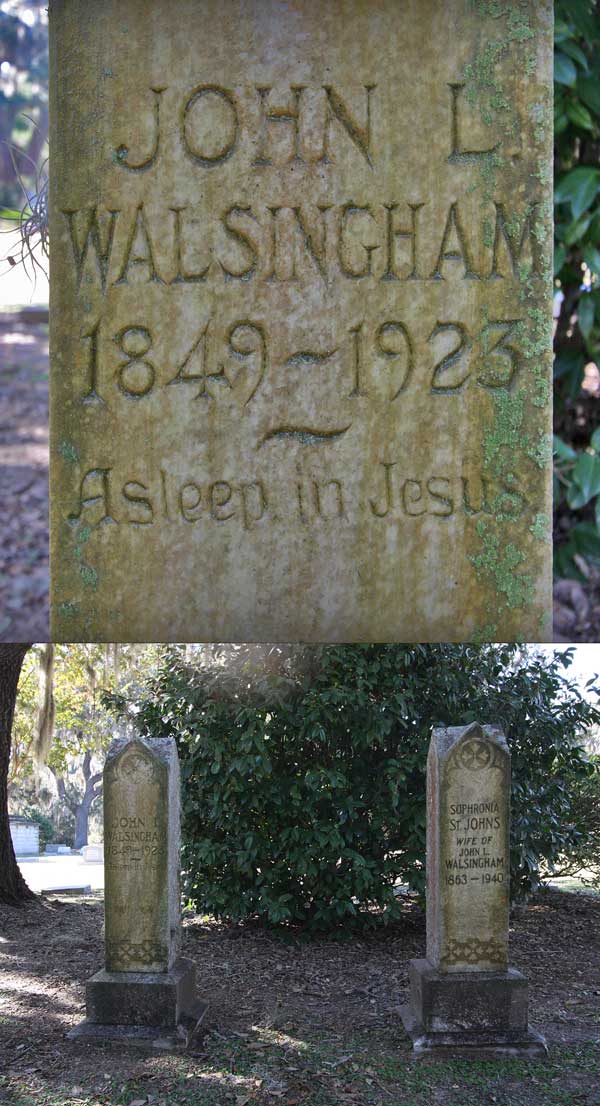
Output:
[{"xmin": 400, "ymin": 722, "xmax": 546, "ymax": 1056}]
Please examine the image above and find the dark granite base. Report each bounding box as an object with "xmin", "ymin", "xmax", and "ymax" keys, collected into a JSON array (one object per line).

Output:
[
  {"xmin": 67, "ymin": 957, "xmax": 207, "ymax": 1051},
  {"xmin": 400, "ymin": 959, "xmax": 547, "ymax": 1058}
]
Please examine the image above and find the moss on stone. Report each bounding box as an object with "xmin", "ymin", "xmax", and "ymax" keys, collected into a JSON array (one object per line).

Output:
[
  {"xmin": 58, "ymin": 600, "xmax": 79, "ymax": 618},
  {"xmin": 58, "ymin": 440, "xmax": 79, "ymax": 464},
  {"xmin": 79, "ymin": 563, "xmax": 99, "ymax": 589},
  {"xmin": 470, "ymin": 519, "xmax": 534, "ymax": 609},
  {"xmin": 530, "ymin": 512, "xmax": 551, "ymax": 541}
]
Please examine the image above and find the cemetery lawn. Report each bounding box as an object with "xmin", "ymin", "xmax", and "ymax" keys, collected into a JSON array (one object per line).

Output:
[{"xmin": 0, "ymin": 889, "xmax": 599, "ymax": 1106}]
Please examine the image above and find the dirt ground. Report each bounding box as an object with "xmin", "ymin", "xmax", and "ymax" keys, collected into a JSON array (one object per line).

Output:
[
  {"xmin": 0, "ymin": 312, "xmax": 49, "ymax": 643},
  {"xmin": 0, "ymin": 889, "xmax": 599, "ymax": 1106}
]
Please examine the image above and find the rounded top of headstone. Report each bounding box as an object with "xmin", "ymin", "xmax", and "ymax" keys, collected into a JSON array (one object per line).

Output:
[
  {"xmin": 429, "ymin": 722, "xmax": 509, "ymax": 768},
  {"xmin": 105, "ymin": 733, "xmax": 177, "ymax": 776}
]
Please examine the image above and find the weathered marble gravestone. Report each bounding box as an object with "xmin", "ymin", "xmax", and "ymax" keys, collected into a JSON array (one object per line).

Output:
[
  {"xmin": 50, "ymin": 1, "xmax": 553, "ymax": 643},
  {"xmin": 68, "ymin": 734, "xmax": 206, "ymax": 1048},
  {"xmin": 400, "ymin": 723, "xmax": 546, "ymax": 1056}
]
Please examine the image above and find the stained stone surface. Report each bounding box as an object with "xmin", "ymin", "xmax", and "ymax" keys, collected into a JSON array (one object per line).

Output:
[
  {"xmin": 49, "ymin": 0, "xmax": 553, "ymax": 643},
  {"xmin": 426, "ymin": 722, "xmax": 510, "ymax": 973},
  {"xmin": 103, "ymin": 735, "xmax": 181, "ymax": 973},
  {"xmin": 400, "ymin": 721, "xmax": 546, "ymax": 1056}
]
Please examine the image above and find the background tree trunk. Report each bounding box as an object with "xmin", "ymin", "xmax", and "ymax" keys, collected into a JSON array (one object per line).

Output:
[
  {"xmin": 0, "ymin": 644, "xmax": 35, "ymax": 905},
  {"xmin": 73, "ymin": 750, "xmax": 102, "ymax": 849}
]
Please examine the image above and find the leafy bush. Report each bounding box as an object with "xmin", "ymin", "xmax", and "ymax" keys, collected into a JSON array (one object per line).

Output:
[
  {"xmin": 553, "ymin": 1, "xmax": 600, "ymax": 578},
  {"xmin": 544, "ymin": 756, "xmax": 600, "ymax": 888},
  {"xmin": 22, "ymin": 807, "xmax": 55, "ymax": 850},
  {"xmin": 112, "ymin": 644, "xmax": 600, "ymax": 930}
]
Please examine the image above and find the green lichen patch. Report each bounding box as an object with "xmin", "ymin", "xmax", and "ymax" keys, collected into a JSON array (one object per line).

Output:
[
  {"xmin": 464, "ymin": 3, "xmax": 539, "ymax": 199},
  {"xmin": 58, "ymin": 600, "xmax": 79, "ymax": 618},
  {"xmin": 470, "ymin": 519, "xmax": 534, "ymax": 609},
  {"xmin": 530, "ymin": 512, "xmax": 551, "ymax": 541},
  {"xmin": 58, "ymin": 440, "xmax": 79, "ymax": 464},
  {"xmin": 483, "ymin": 390, "xmax": 525, "ymax": 476},
  {"xmin": 68, "ymin": 522, "xmax": 99, "ymax": 592},
  {"xmin": 79, "ymin": 563, "xmax": 98, "ymax": 589}
]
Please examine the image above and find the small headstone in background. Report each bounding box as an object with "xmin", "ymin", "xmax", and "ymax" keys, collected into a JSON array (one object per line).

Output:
[
  {"xmin": 81, "ymin": 843, "xmax": 104, "ymax": 862},
  {"xmin": 400, "ymin": 722, "xmax": 546, "ymax": 1056},
  {"xmin": 68, "ymin": 734, "xmax": 206, "ymax": 1049}
]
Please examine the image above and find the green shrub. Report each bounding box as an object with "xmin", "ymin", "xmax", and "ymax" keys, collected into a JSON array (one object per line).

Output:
[
  {"xmin": 111, "ymin": 644, "xmax": 600, "ymax": 930},
  {"xmin": 544, "ymin": 755, "xmax": 600, "ymax": 887},
  {"xmin": 553, "ymin": 1, "xmax": 600, "ymax": 578}
]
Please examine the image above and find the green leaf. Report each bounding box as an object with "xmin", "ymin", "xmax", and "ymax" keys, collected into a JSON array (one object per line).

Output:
[
  {"xmin": 578, "ymin": 293, "xmax": 595, "ymax": 340},
  {"xmin": 563, "ymin": 211, "xmax": 593, "ymax": 245},
  {"xmin": 567, "ymin": 452, "xmax": 600, "ymax": 508},
  {"xmin": 566, "ymin": 100, "xmax": 594, "ymax": 131},
  {"xmin": 591, "ymin": 427, "xmax": 600, "ymax": 453},
  {"xmin": 560, "ymin": 40, "xmax": 590, "ymax": 70},
  {"xmin": 553, "ymin": 19, "xmax": 572, "ymax": 44},
  {"xmin": 554, "ymin": 112, "xmax": 569, "ymax": 136},
  {"xmin": 563, "ymin": 0, "xmax": 599, "ymax": 41},
  {"xmin": 572, "ymin": 521, "xmax": 600, "ymax": 565},
  {"xmin": 583, "ymin": 246, "xmax": 600, "ymax": 277},
  {"xmin": 578, "ymin": 74, "xmax": 600, "ymax": 116},
  {"xmin": 554, "ymin": 244, "xmax": 567, "ymax": 275},
  {"xmin": 555, "ymin": 167, "xmax": 600, "ymax": 219},
  {"xmin": 553, "ymin": 435, "xmax": 577, "ymax": 463},
  {"xmin": 553, "ymin": 350, "xmax": 585, "ymax": 391},
  {"xmin": 554, "ymin": 51, "xmax": 578, "ymax": 87}
]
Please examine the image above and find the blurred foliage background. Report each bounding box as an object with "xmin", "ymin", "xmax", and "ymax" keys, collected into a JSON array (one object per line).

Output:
[
  {"xmin": 0, "ymin": 1, "xmax": 46, "ymax": 215},
  {"xmin": 1, "ymin": 2, "xmax": 600, "ymax": 610},
  {"xmin": 553, "ymin": 1, "xmax": 600, "ymax": 586}
]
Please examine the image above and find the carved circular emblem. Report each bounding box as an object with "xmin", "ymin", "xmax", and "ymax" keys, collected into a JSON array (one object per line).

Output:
[
  {"xmin": 456, "ymin": 739, "xmax": 492, "ymax": 771},
  {"xmin": 115, "ymin": 744, "xmax": 156, "ymax": 784},
  {"xmin": 120, "ymin": 749, "xmax": 145, "ymax": 778}
]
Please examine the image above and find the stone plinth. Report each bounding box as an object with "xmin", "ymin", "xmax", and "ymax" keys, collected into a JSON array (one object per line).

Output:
[
  {"xmin": 50, "ymin": 0, "xmax": 553, "ymax": 644},
  {"xmin": 67, "ymin": 735, "xmax": 206, "ymax": 1050},
  {"xmin": 400, "ymin": 723, "xmax": 546, "ymax": 1057}
]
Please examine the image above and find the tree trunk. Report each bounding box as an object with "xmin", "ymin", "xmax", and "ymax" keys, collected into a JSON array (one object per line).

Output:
[
  {"xmin": 73, "ymin": 750, "xmax": 102, "ymax": 850},
  {"xmin": 0, "ymin": 644, "xmax": 35, "ymax": 904}
]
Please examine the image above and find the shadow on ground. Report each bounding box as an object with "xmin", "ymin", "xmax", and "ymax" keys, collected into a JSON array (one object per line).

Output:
[{"xmin": 0, "ymin": 889, "xmax": 599, "ymax": 1106}]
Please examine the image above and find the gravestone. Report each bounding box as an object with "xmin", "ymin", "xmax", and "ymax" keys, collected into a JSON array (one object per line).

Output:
[
  {"xmin": 67, "ymin": 734, "xmax": 206, "ymax": 1048},
  {"xmin": 50, "ymin": 0, "xmax": 553, "ymax": 643},
  {"xmin": 400, "ymin": 722, "xmax": 546, "ymax": 1056}
]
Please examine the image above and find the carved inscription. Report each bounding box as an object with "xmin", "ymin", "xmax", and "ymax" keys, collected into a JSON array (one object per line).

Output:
[
  {"xmin": 63, "ymin": 198, "xmax": 540, "ymax": 290},
  {"xmin": 76, "ymin": 314, "xmax": 522, "ymax": 410},
  {"xmin": 104, "ymin": 813, "xmax": 166, "ymax": 872},
  {"xmin": 437, "ymin": 731, "xmax": 510, "ymax": 972},
  {"xmin": 67, "ymin": 464, "xmax": 526, "ymax": 529},
  {"xmin": 51, "ymin": 0, "xmax": 551, "ymax": 641}
]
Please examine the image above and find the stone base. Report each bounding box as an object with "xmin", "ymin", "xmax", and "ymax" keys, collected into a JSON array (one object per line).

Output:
[
  {"xmin": 67, "ymin": 957, "xmax": 207, "ymax": 1051},
  {"xmin": 400, "ymin": 959, "xmax": 547, "ymax": 1058}
]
